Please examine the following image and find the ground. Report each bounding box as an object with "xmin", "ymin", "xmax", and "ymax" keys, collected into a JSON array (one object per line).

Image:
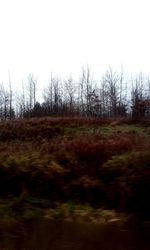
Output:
[{"xmin": 0, "ymin": 117, "xmax": 149, "ymax": 224}]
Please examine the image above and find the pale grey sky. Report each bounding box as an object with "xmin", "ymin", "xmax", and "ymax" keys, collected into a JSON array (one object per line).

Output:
[{"xmin": 0, "ymin": 0, "xmax": 150, "ymax": 89}]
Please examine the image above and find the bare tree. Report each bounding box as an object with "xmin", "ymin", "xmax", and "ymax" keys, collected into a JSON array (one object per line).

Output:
[
  {"xmin": 27, "ymin": 74, "xmax": 37, "ymax": 112},
  {"xmin": 16, "ymin": 81, "xmax": 26, "ymax": 118},
  {"xmin": 130, "ymin": 73, "xmax": 150, "ymax": 117},
  {"xmin": 102, "ymin": 67, "xmax": 127, "ymax": 117},
  {"xmin": 79, "ymin": 66, "xmax": 96, "ymax": 116},
  {"xmin": 43, "ymin": 74, "xmax": 62, "ymax": 116},
  {"xmin": 131, "ymin": 73, "xmax": 145, "ymax": 116},
  {"xmin": 8, "ymin": 71, "xmax": 13, "ymax": 119},
  {"xmin": 65, "ymin": 76, "xmax": 75, "ymax": 115},
  {"xmin": 0, "ymin": 83, "xmax": 9, "ymax": 120}
]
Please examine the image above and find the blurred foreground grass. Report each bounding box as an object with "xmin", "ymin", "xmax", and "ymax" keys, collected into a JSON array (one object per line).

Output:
[{"xmin": 0, "ymin": 117, "xmax": 149, "ymax": 224}]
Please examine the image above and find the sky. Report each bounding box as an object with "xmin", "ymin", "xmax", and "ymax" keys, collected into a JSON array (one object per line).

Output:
[{"xmin": 0, "ymin": 0, "xmax": 150, "ymax": 92}]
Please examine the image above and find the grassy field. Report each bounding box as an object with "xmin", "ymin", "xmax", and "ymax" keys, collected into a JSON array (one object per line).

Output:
[{"xmin": 0, "ymin": 117, "xmax": 150, "ymax": 224}]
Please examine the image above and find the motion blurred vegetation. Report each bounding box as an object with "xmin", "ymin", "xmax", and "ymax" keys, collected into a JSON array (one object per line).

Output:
[{"xmin": 0, "ymin": 117, "xmax": 149, "ymax": 223}]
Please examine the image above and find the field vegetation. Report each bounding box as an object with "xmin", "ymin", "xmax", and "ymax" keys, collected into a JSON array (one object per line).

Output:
[{"xmin": 0, "ymin": 117, "xmax": 150, "ymax": 224}]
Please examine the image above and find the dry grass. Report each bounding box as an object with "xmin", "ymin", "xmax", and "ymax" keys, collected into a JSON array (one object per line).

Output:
[{"xmin": 0, "ymin": 117, "xmax": 149, "ymax": 222}]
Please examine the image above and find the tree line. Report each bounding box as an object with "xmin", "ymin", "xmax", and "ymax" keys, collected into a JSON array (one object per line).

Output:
[{"xmin": 1, "ymin": 66, "xmax": 150, "ymax": 120}]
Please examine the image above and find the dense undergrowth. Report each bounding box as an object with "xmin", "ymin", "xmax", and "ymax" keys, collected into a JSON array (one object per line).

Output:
[{"xmin": 0, "ymin": 117, "xmax": 150, "ymax": 223}]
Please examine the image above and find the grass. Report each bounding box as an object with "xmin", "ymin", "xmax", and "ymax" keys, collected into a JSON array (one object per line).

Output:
[{"xmin": 0, "ymin": 116, "xmax": 150, "ymax": 224}]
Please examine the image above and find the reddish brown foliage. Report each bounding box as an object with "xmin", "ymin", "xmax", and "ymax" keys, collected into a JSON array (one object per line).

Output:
[{"xmin": 0, "ymin": 117, "xmax": 150, "ymax": 220}]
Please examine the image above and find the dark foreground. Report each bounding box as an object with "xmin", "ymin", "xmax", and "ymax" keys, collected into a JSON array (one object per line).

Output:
[
  {"xmin": 0, "ymin": 117, "xmax": 150, "ymax": 222},
  {"xmin": 0, "ymin": 218, "xmax": 150, "ymax": 250},
  {"xmin": 0, "ymin": 117, "xmax": 150, "ymax": 249}
]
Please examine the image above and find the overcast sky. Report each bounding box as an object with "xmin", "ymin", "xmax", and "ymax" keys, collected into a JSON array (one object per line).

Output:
[{"xmin": 0, "ymin": 0, "xmax": 150, "ymax": 89}]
